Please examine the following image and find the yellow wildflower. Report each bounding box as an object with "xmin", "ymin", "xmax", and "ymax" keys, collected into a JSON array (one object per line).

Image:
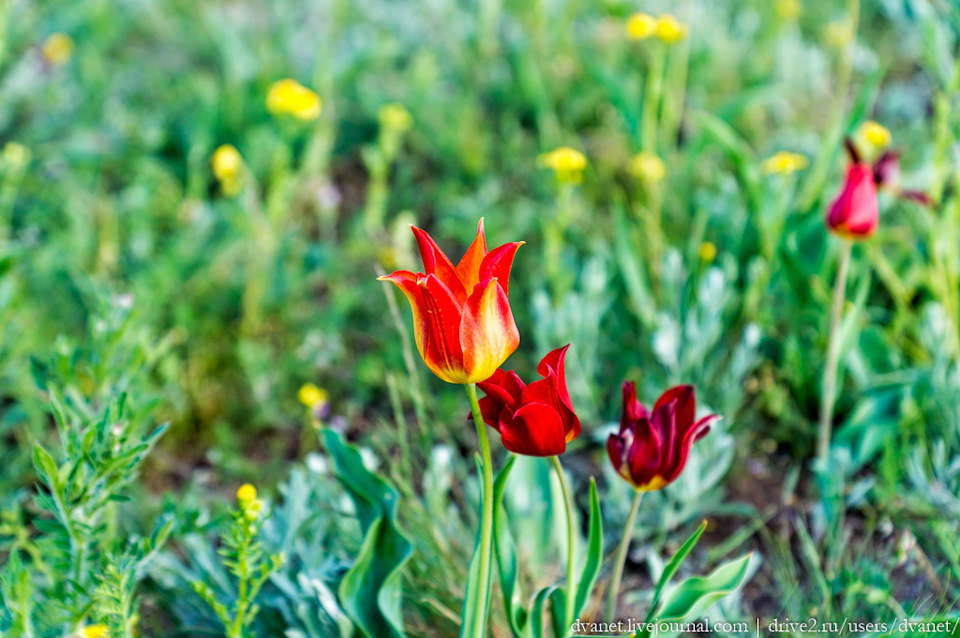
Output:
[
  {"xmin": 655, "ymin": 15, "xmax": 688, "ymax": 43},
  {"xmin": 774, "ymin": 0, "xmax": 802, "ymax": 20},
  {"xmin": 3, "ymin": 142, "xmax": 31, "ymax": 171},
  {"xmin": 856, "ymin": 120, "xmax": 891, "ymax": 151},
  {"xmin": 42, "ymin": 33, "xmax": 74, "ymax": 66},
  {"xmin": 628, "ymin": 151, "xmax": 666, "ymax": 183},
  {"xmin": 823, "ymin": 19, "xmax": 854, "ymax": 48},
  {"xmin": 78, "ymin": 625, "xmax": 108, "ymax": 638},
  {"xmin": 298, "ymin": 383, "xmax": 329, "ymax": 408},
  {"xmin": 266, "ymin": 79, "xmax": 322, "ymax": 121},
  {"xmin": 699, "ymin": 241, "xmax": 717, "ymax": 263},
  {"xmin": 538, "ymin": 146, "xmax": 587, "ymax": 184},
  {"xmin": 243, "ymin": 498, "xmax": 264, "ymax": 522},
  {"xmin": 379, "ymin": 103, "xmax": 413, "ymax": 133},
  {"xmin": 237, "ymin": 483, "xmax": 257, "ymax": 504},
  {"xmin": 211, "ymin": 145, "xmax": 242, "ymax": 182},
  {"xmin": 626, "ymin": 13, "xmax": 658, "ymax": 41},
  {"xmin": 761, "ymin": 151, "xmax": 809, "ymax": 176}
]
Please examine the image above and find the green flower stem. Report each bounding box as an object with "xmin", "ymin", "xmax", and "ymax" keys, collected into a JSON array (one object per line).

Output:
[
  {"xmin": 549, "ymin": 455, "xmax": 576, "ymax": 630},
  {"xmin": 606, "ymin": 488, "xmax": 644, "ymax": 620},
  {"xmin": 818, "ymin": 239, "xmax": 853, "ymax": 464},
  {"xmin": 465, "ymin": 383, "xmax": 495, "ymax": 638}
]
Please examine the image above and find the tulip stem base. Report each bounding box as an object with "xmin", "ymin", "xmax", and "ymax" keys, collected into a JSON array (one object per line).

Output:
[
  {"xmin": 818, "ymin": 239, "xmax": 853, "ymax": 465},
  {"xmin": 550, "ymin": 455, "xmax": 576, "ymax": 630},
  {"xmin": 465, "ymin": 383, "xmax": 495, "ymax": 638},
  {"xmin": 606, "ymin": 489, "xmax": 644, "ymax": 621}
]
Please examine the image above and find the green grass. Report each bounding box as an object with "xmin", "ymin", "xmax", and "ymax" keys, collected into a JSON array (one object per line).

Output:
[{"xmin": 0, "ymin": 0, "xmax": 959, "ymax": 636}]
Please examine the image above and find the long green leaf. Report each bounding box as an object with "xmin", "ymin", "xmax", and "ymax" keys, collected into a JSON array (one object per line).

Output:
[
  {"xmin": 653, "ymin": 553, "xmax": 752, "ymax": 624},
  {"xmin": 573, "ymin": 478, "xmax": 603, "ymax": 618},
  {"xmin": 647, "ymin": 521, "xmax": 707, "ymax": 616},
  {"xmin": 321, "ymin": 428, "xmax": 413, "ymax": 638}
]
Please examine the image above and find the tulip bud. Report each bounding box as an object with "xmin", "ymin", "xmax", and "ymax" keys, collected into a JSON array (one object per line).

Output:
[{"xmin": 825, "ymin": 163, "xmax": 879, "ymax": 239}]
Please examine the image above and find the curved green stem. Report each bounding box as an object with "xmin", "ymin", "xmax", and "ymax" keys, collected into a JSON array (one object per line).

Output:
[
  {"xmin": 818, "ymin": 239, "xmax": 853, "ymax": 464},
  {"xmin": 606, "ymin": 489, "xmax": 644, "ymax": 620},
  {"xmin": 465, "ymin": 383, "xmax": 495, "ymax": 638},
  {"xmin": 550, "ymin": 455, "xmax": 576, "ymax": 629}
]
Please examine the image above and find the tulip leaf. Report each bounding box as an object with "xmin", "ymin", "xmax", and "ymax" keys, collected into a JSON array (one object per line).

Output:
[
  {"xmin": 492, "ymin": 455, "xmax": 528, "ymax": 637},
  {"xmin": 530, "ymin": 585, "xmax": 567, "ymax": 638},
  {"xmin": 640, "ymin": 553, "xmax": 752, "ymax": 637},
  {"xmin": 647, "ymin": 520, "xmax": 708, "ymax": 615},
  {"xmin": 573, "ymin": 478, "xmax": 603, "ymax": 618},
  {"xmin": 321, "ymin": 428, "xmax": 413, "ymax": 638}
]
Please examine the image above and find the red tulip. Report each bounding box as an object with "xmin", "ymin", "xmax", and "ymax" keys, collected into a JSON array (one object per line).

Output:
[
  {"xmin": 826, "ymin": 162, "xmax": 879, "ymax": 239},
  {"xmin": 607, "ymin": 383, "xmax": 718, "ymax": 491},
  {"xmin": 474, "ymin": 345, "xmax": 581, "ymax": 456},
  {"xmin": 379, "ymin": 219, "xmax": 523, "ymax": 384}
]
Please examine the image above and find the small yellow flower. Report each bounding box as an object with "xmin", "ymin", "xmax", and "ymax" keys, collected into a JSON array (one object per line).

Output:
[
  {"xmin": 628, "ymin": 151, "xmax": 666, "ymax": 183},
  {"xmin": 655, "ymin": 15, "xmax": 689, "ymax": 43},
  {"xmin": 379, "ymin": 103, "xmax": 413, "ymax": 133},
  {"xmin": 42, "ymin": 33, "xmax": 74, "ymax": 66},
  {"xmin": 699, "ymin": 241, "xmax": 717, "ymax": 263},
  {"xmin": 298, "ymin": 383, "xmax": 329, "ymax": 408},
  {"xmin": 538, "ymin": 146, "xmax": 587, "ymax": 184},
  {"xmin": 774, "ymin": 0, "xmax": 802, "ymax": 20},
  {"xmin": 237, "ymin": 483, "xmax": 257, "ymax": 504},
  {"xmin": 266, "ymin": 79, "xmax": 322, "ymax": 121},
  {"xmin": 211, "ymin": 145, "xmax": 242, "ymax": 182},
  {"xmin": 626, "ymin": 13, "xmax": 658, "ymax": 41},
  {"xmin": 823, "ymin": 19, "xmax": 854, "ymax": 48},
  {"xmin": 856, "ymin": 120, "xmax": 891, "ymax": 151},
  {"xmin": 761, "ymin": 151, "xmax": 809, "ymax": 176},
  {"xmin": 243, "ymin": 498, "xmax": 264, "ymax": 521},
  {"xmin": 2, "ymin": 142, "xmax": 31, "ymax": 171},
  {"xmin": 78, "ymin": 625, "xmax": 108, "ymax": 638}
]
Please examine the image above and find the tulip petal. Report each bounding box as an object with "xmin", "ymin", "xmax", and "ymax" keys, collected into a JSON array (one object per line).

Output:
[
  {"xmin": 607, "ymin": 433, "xmax": 628, "ymax": 478},
  {"xmin": 412, "ymin": 226, "xmax": 468, "ymax": 302},
  {"xmin": 459, "ymin": 278, "xmax": 519, "ymax": 384},
  {"xmin": 498, "ymin": 402, "xmax": 567, "ymax": 456},
  {"xmin": 419, "ymin": 274, "xmax": 468, "ymax": 383},
  {"xmin": 667, "ymin": 414, "xmax": 719, "ymax": 482},
  {"xmin": 626, "ymin": 417, "xmax": 662, "ymax": 488},
  {"xmin": 455, "ymin": 218, "xmax": 488, "ymax": 294},
  {"xmin": 479, "ymin": 241, "xmax": 524, "ymax": 296},
  {"xmin": 476, "ymin": 370, "xmax": 520, "ymax": 428},
  {"xmin": 827, "ymin": 164, "xmax": 878, "ymax": 238},
  {"xmin": 620, "ymin": 381, "xmax": 650, "ymax": 433},
  {"xmin": 536, "ymin": 345, "xmax": 579, "ymax": 440},
  {"xmin": 378, "ymin": 270, "xmax": 428, "ymax": 357}
]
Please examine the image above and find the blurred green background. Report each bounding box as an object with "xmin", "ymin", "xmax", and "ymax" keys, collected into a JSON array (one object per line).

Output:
[{"xmin": 1, "ymin": 0, "xmax": 958, "ymax": 635}]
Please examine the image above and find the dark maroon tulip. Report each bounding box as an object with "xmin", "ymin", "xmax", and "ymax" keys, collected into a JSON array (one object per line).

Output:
[{"xmin": 607, "ymin": 382, "xmax": 718, "ymax": 491}]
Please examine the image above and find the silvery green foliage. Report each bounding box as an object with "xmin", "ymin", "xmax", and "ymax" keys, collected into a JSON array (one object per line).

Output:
[
  {"xmin": 0, "ymin": 293, "xmax": 171, "ymax": 636},
  {"xmin": 149, "ymin": 465, "xmax": 354, "ymax": 638},
  {"xmin": 532, "ymin": 255, "xmax": 613, "ymax": 418}
]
